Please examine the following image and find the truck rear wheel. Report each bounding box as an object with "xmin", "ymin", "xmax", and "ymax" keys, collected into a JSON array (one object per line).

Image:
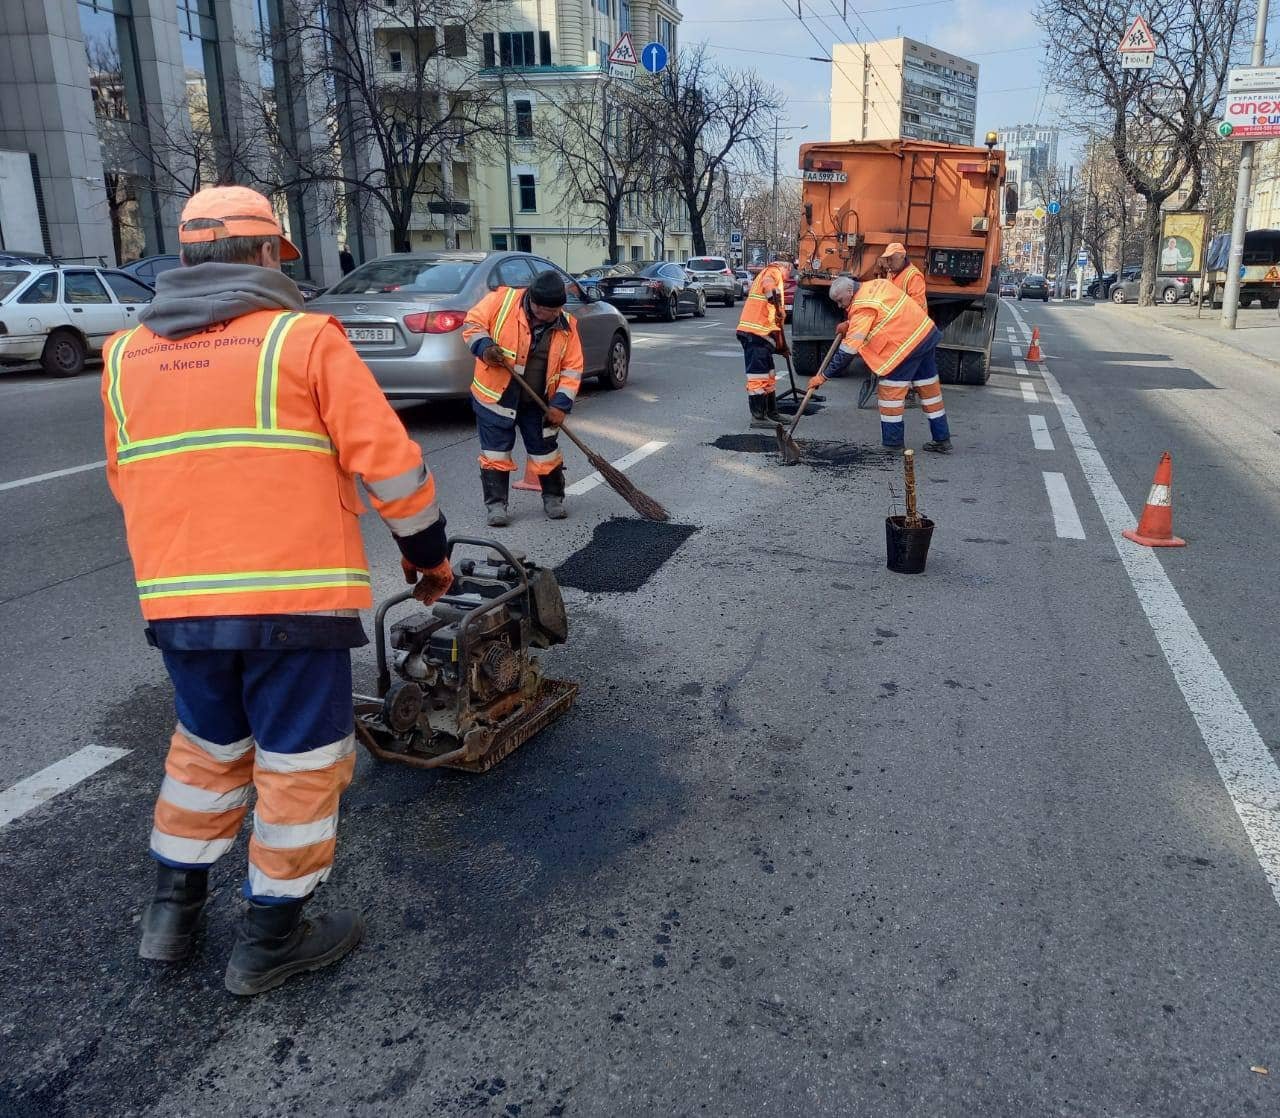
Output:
[
  {"xmin": 792, "ymin": 340, "xmax": 825, "ymax": 378},
  {"xmin": 955, "ymin": 350, "xmax": 990, "ymax": 385}
]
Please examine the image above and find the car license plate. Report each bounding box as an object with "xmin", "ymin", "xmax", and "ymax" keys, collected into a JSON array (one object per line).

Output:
[
  {"xmin": 615, "ymin": 287, "xmax": 639, "ymax": 295},
  {"xmin": 345, "ymin": 326, "xmax": 394, "ymax": 343}
]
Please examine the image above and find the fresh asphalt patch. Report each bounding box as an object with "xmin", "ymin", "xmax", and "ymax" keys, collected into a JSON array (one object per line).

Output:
[
  {"xmin": 710, "ymin": 434, "xmax": 898, "ymax": 472},
  {"xmin": 554, "ymin": 518, "xmax": 698, "ymax": 593}
]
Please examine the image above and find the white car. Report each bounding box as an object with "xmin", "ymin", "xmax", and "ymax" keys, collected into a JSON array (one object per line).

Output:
[{"xmin": 0, "ymin": 263, "xmax": 156, "ymax": 376}]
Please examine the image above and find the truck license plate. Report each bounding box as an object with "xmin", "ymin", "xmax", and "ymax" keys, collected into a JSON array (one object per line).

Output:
[{"xmin": 345, "ymin": 326, "xmax": 394, "ymax": 343}]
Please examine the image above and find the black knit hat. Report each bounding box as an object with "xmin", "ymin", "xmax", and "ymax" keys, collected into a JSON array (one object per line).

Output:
[{"xmin": 529, "ymin": 270, "xmax": 567, "ymax": 307}]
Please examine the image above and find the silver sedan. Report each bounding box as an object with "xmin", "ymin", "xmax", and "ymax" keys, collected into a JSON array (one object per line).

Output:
[{"xmin": 309, "ymin": 251, "xmax": 632, "ymax": 400}]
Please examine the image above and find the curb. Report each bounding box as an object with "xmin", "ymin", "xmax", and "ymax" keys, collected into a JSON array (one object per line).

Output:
[{"xmin": 1105, "ymin": 302, "xmax": 1280, "ymax": 371}]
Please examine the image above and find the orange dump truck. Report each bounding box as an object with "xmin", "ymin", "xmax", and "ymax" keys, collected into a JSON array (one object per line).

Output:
[{"xmin": 791, "ymin": 137, "xmax": 1010, "ymax": 385}]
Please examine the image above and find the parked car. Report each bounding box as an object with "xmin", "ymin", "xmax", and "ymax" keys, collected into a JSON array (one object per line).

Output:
[
  {"xmin": 307, "ymin": 250, "xmax": 631, "ymax": 400},
  {"xmin": 1085, "ymin": 272, "xmax": 1115, "ymax": 298},
  {"xmin": 733, "ymin": 268, "xmax": 751, "ymax": 297},
  {"xmin": 1018, "ymin": 274, "xmax": 1050, "ymax": 301},
  {"xmin": 999, "ymin": 279, "xmax": 1017, "ymax": 297},
  {"xmin": 120, "ymin": 254, "xmax": 182, "ymax": 286},
  {"xmin": 1110, "ymin": 274, "xmax": 1193, "ymax": 304},
  {"xmin": 684, "ymin": 256, "xmax": 737, "ymax": 306},
  {"xmin": 577, "ymin": 263, "xmax": 635, "ymax": 292},
  {"xmin": 0, "ymin": 263, "xmax": 155, "ymax": 376},
  {"xmin": 596, "ymin": 261, "xmax": 707, "ymax": 321}
]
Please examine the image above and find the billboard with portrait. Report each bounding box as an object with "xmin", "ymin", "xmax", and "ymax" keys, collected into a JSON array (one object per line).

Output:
[{"xmin": 1158, "ymin": 211, "xmax": 1208, "ymax": 276}]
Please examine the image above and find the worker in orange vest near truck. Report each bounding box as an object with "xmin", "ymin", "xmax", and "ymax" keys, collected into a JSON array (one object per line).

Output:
[
  {"xmin": 102, "ymin": 186, "xmax": 455, "ymax": 995},
  {"xmin": 463, "ymin": 271, "xmax": 584, "ymax": 525},
  {"xmin": 878, "ymin": 243, "xmax": 929, "ymax": 313},
  {"xmin": 808, "ymin": 275, "xmax": 952, "ymax": 453},
  {"xmin": 736, "ymin": 258, "xmax": 793, "ymax": 427}
]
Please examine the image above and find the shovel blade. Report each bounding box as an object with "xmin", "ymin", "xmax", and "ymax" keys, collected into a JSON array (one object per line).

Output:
[{"xmin": 774, "ymin": 423, "xmax": 802, "ymax": 466}]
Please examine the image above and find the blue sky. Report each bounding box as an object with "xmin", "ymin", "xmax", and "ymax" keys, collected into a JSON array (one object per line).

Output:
[{"xmin": 679, "ymin": 0, "xmax": 1062, "ymax": 171}]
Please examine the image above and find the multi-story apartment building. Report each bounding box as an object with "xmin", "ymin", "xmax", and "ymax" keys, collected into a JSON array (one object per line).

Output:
[
  {"xmin": 829, "ymin": 37, "xmax": 977, "ymax": 146},
  {"xmin": 997, "ymin": 123, "xmax": 1059, "ymax": 210}
]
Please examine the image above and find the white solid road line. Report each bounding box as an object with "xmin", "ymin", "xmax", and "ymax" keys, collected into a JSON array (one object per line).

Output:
[
  {"xmin": 1021, "ymin": 382, "xmax": 1038, "ymax": 404},
  {"xmin": 1014, "ymin": 358, "xmax": 1030, "ymax": 377},
  {"xmin": 1043, "ymin": 362, "xmax": 1280, "ymax": 915},
  {"xmin": 565, "ymin": 439, "xmax": 667, "ymax": 496},
  {"xmin": 0, "ymin": 745, "xmax": 131, "ymax": 829},
  {"xmin": 1028, "ymin": 414, "xmax": 1055, "ymax": 450},
  {"xmin": 0, "ymin": 459, "xmax": 107, "ymax": 493},
  {"xmin": 1042, "ymin": 471, "xmax": 1086, "ymax": 539}
]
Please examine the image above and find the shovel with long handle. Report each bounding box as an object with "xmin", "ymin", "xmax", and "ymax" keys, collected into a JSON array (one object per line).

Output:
[{"xmin": 775, "ymin": 335, "xmax": 843, "ymax": 466}]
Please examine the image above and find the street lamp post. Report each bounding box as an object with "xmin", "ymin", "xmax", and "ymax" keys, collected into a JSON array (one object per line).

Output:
[{"xmin": 771, "ymin": 116, "xmax": 805, "ymax": 256}]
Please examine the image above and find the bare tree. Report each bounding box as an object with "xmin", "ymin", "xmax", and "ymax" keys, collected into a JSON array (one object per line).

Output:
[
  {"xmin": 1038, "ymin": 0, "xmax": 1249, "ymax": 304},
  {"xmin": 637, "ymin": 45, "xmax": 779, "ymax": 255}
]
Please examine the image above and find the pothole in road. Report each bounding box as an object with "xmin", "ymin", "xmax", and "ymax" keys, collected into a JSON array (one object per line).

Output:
[
  {"xmin": 710, "ymin": 434, "xmax": 897, "ymax": 471},
  {"xmin": 556, "ymin": 518, "xmax": 699, "ymax": 593}
]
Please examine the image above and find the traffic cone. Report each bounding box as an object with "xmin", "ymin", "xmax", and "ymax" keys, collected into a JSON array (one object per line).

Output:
[
  {"xmin": 1122, "ymin": 452, "xmax": 1186, "ymax": 547},
  {"xmin": 513, "ymin": 459, "xmax": 541, "ymax": 491},
  {"xmin": 1025, "ymin": 328, "xmax": 1042, "ymax": 362}
]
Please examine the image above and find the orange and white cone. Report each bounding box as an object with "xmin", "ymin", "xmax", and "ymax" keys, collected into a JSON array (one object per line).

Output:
[
  {"xmin": 1025, "ymin": 327, "xmax": 1042, "ymax": 362},
  {"xmin": 1122, "ymin": 451, "xmax": 1185, "ymax": 547},
  {"xmin": 512, "ymin": 459, "xmax": 541, "ymax": 492}
]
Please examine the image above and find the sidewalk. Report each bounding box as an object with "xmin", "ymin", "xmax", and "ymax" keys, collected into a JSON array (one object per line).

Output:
[{"xmin": 1108, "ymin": 302, "xmax": 1280, "ymax": 369}]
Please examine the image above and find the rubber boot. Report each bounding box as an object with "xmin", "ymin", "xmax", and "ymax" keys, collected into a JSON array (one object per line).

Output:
[
  {"xmin": 224, "ymin": 898, "xmax": 365, "ymax": 996},
  {"xmin": 138, "ymin": 864, "xmax": 209, "ymax": 961},
  {"xmin": 481, "ymin": 468, "xmax": 510, "ymax": 527},
  {"xmin": 540, "ymin": 467, "xmax": 567, "ymax": 519},
  {"xmin": 762, "ymin": 391, "xmax": 787, "ymax": 425},
  {"xmin": 922, "ymin": 439, "xmax": 953, "ymax": 454},
  {"xmin": 748, "ymin": 394, "xmax": 774, "ymax": 429}
]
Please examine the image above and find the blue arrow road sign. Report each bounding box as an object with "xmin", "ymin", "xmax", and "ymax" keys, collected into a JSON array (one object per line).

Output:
[
  {"xmin": 1047, "ymin": 201, "xmax": 1061, "ymax": 215},
  {"xmin": 641, "ymin": 42, "xmax": 669, "ymax": 73}
]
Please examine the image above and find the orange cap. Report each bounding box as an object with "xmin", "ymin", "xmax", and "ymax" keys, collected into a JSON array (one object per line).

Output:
[
  {"xmin": 879, "ymin": 242, "xmax": 907, "ymax": 258},
  {"xmin": 178, "ymin": 185, "xmax": 300, "ymax": 261}
]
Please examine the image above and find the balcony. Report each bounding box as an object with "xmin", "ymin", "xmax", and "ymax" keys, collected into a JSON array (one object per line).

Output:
[{"xmin": 411, "ymin": 199, "xmax": 474, "ymax": 232}]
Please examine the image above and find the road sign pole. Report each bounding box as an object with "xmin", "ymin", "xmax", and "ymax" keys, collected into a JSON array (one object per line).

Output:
[{"xmin": 1222, "ymin": 0, "xmax": 1270, "ymax": 330}]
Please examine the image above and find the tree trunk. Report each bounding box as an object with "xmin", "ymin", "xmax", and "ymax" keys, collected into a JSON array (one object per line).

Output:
[
  {"xmin": 1138, "ymin": 200, "xmax": 1162, "ymax": 306},
  {"xmin": 689, "ymin": 207, "xmax": 706, "ymax": 256},
  {"xmin": 607, "ymin": 208, "xmax": 620, "ymax": 265}
]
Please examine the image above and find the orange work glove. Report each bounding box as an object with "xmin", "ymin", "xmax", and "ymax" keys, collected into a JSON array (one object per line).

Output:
[
  {"xmin": 546, "ymin": 406, "xmax": 567, "ymax": 426},
  {"xmin": 834, "ymin": 321, "xmax": 849, "ymax": 337},
  {"xmin": 807, "ymin": 374, "xmax": 827, "ymax": 390},
  {"xmin": 400, "ymin": 556, "xmax": 455, "ymax": 604},
  {"xmin": 482, "ymin": 344, "xmax": 508, "ymax": 367}
]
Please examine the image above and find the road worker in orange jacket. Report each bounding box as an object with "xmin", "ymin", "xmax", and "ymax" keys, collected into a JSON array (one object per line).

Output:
[
  {"xmin": 103, "ymin": 185, "xmax": 455, "ymax": 996},
  {"xmin": 878, "ymin": 243, "xmax": 929, "ymax": 313},
  {"xmin": 808, "ymin": 275, "xmax": 952, "ymax": 452},
  {"xmin": 736, "ymin": 259, "xmax": 792, "ymax": 427},
  {"xmin": 462, "ymin": 271, "xmax": 584, "ymax": 525}
]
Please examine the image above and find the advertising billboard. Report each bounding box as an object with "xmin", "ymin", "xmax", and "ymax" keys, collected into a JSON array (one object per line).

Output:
[{"xmin": 1158, "ymin": 211, "xmax": 1207, "ymax": 276}]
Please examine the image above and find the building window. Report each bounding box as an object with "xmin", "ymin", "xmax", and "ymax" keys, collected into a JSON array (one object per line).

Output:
[
  {"xmin": 657, "ymin": 15, "xmax": 675, "ymax": 50},
  {"xmin": 516, "ymin": 234, "xmax": 532, "ymax": 253},
  {"xmin": 619, "ymin": 0, "xmax": 630, "ymax": 31},
  {"xmin": 484, "ymin": 30, "xmax": 551, "ymax": 68},
  {"xmin": 539, "ymin": 31, "xmax": 552, "ymax": 64},
  {"xmin": 597, "ymin": 0, "xmax": 610, "ymax": 14},
  {"xmin": 518, "ymin": 174, "xmax": 537, "ymax": 212},
  {"xmin": 175, "ymin": 0, "xmax": 229, "ymax": 165},
  {"xmin": 444, "ymin": 26, "xmax": 466, "ymax": 58},
  {"xmin": 514, "ymin": 99, "xmax": 533, "ymax": 138},
  {"xmin": 388, "ymin": 49, "xmax": 402, "ymax": 72},
  {"xmin": 491, "ymin": 233, "xmax": 509, "ymax": 251}
]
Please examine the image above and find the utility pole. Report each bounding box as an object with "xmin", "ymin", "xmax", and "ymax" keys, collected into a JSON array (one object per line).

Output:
[
  {"xmin": 1221, "ymin": 0, "xmax": 1270, "ymax": 329},
  {"xmin": 771, "ymin": 115, "xmax": 780, "ymax": 256}
]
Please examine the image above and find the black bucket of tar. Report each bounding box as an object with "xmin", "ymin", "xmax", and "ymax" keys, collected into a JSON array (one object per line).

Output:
[{"xmin": 885, "ymin": 515, "xmax": 935, "ymax": 574}]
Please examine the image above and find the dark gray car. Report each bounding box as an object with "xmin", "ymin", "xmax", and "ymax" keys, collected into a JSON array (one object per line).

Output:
[{"xmin": 308, "ymin": 251, "xmax": 631, "ymax": 400}]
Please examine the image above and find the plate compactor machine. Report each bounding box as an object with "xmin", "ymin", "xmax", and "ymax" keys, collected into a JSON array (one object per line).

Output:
[{"xmin": 354, "ymin": 538, "xmax": 577, "ymax": 772}]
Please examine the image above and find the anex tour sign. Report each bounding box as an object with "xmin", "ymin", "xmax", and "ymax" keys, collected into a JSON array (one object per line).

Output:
[
  {"xmin": 1220, "ymin": 67, "xmax": 1280, "ymax": 139},
  {"xmin": 1158, "ymin": 211, "xmax": 1207, "ymax": 276}
]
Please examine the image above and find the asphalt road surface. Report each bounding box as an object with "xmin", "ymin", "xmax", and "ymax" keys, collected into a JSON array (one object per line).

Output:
[{"xmin": 2, "ymin": 298, "xmax": 1279, "ymax": 1116}]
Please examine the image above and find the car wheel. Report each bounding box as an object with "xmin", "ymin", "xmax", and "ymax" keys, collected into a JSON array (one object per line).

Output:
[
  {"xmin": 694, "ymin": 293, "xmax": 707, "ymax": 318},
  {"xmin": 41, "ymin": 329, "xmax": 86, "ymax": 377},
  {"xmin": 1112, "ymin": 288, "xmax": 1125, "ymax": 304},
  {"xmin": 597, "ymin": 332, "xmax": 630, "ymax": 390},
  {"xmin": 661, "ymin": 293, "xmax": 678, "ymax": 322},
  {"xmin": 1161, "ymin": 286, "xmax": 1179, "ymax": 304}
]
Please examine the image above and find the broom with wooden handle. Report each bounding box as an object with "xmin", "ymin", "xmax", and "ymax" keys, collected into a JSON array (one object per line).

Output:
[
  {"xmin": 500, "ymin": 359, "xmax": 670, "ymax": 522},
  {"xmin": 775, "ymin": 335, "xmax": 843, "ymax": 466}
]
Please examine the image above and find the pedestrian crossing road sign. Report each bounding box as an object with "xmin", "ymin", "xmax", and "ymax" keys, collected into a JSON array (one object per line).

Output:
[
  {"xmin": 1118, "ymin": 16, "xmax": 1156, "ymax": 53},
  {"xmin": 608, "ymin": 33, "xmax": 638, "ymax": 66}
]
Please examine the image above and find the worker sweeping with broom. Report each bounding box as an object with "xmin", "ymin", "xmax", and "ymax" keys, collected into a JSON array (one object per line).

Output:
[
  {"xmin": 736, "ymin": 258, "xmax": 793, "ymax": 428},
  {"xmin": 808, "ymin": 275, "xmax": 953, "ymax": 453}
]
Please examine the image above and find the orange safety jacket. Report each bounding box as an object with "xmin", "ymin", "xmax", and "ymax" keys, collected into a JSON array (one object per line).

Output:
[
  {"xmin": 839, "ymin": 278, "xmax": 936, "ymax": 377},
  {"xmin": 101, "ymin": 310, "xmax": 443, "ymax": 621},
  {"xmin": 462, "ymin": 287, "xmax": 585, "ymax": 414},
  {"xmin": 888, "ymin": 262, "xmax": 929, "ymax": 314},
  {"xmin": 736, "ymin": 264, "xmax": 787, "ymax": 339}
]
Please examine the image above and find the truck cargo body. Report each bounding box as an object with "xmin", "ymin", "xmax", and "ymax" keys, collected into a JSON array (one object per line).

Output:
[
  {"xmin": 790, "ymin": 139, "xmax": 1007, "ymax": 385},
  {"xmin": 1201, "ymin": 230, "xmax": 1280, "ymax": 308}
]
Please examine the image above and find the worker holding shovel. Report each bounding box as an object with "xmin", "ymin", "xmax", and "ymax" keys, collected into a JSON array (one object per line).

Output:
[{"xmin": 809, "ymin": 275, "xmax": 952, "ymax": 454}]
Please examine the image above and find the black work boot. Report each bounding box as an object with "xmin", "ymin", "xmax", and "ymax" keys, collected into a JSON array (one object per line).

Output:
[
  {"xmin": 481, "ymin": 468, "xmax": 510, "ymax": 527},
  {"xmin": 224, "ymin": 898, "xmax": 365, "ymax": 996},
  {"xmin": 922, "ymin": 439, "xmax": 953, "ymax": 454},
  {"xmin": 762, "ymin": 390, "xmax": 787, "ymax": 424},
  {"xmin": 748, "ymin": 394, "xmax": 774, "ymax": 429},
  {"xmin": 540, "ymin": 467, "xmax": 567, "ymax": 519},
  {"xmin": 138, "ymin": 864, "xmax": 209, "ymax": 962}
]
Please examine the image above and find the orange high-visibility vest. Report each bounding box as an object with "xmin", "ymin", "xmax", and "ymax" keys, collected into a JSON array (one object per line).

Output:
[
  {"xmin": 840, "ymin": 278, "xmax": 936, "ymax": 377},
  {"xmin": 462, "ymin": 287, "xmax": 584, "ymax": 411},
  {"xmin": 736, "ymin": 264, "xmax": 787, "ymax": 338},
  {"xmin": 101, "ymin": 310, "xmax": 440, "ymax": 620},
  {"xmin": 888, "ymin": 262, "xmax": 929, "ymax": 314}
]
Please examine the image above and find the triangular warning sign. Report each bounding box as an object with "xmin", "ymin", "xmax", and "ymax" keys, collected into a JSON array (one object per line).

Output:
[
  {"xmin": 608, "ymin": 32, "xmax": 638, "ymax": 66},
  {"xmin": 1118, "ymin": 16, "xmax": 1157, "ymax": 52},
  {"xmin": 1265, "ymin": 266, "xmax": 1280, "ymax": 282}
]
